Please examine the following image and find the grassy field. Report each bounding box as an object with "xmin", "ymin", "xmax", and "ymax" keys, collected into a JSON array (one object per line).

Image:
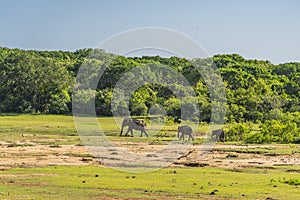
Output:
[
  {"xmin": 0, "ymin": 165, "xmax": 300, "ymax": 200},
  {"xmin": 0, "ymin": 114, "xmax": 205, "ymax": 145},
  {"xmin": 0, "ymin": 114, "xmax": 300, "ymax": 200},
  {"xmin": 0, "ymin": 166, "xmax": 300, "ymax": 199},
  {"xmin": 0, "ymin": 114, "xmax": 78, "ymax": 143}
]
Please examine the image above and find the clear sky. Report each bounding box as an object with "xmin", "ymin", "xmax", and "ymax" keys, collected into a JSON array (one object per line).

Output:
[{"xmin": 0, "ymin": 0, "xmax": 299, "ymax": 64}]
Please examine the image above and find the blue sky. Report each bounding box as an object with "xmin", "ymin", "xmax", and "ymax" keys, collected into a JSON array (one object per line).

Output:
[{"xmin": 0, "ymin": 0, "xmax": 299, "ymax": 63}]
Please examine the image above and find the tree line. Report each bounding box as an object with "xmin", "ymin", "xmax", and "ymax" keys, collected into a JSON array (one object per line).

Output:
[{"xmin": 0, "ymin": 47, "xmax": 299, "ymax": 143}]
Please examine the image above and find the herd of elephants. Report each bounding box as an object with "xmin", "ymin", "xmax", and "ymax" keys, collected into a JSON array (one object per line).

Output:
[{"xmin": 119, "ymin": 118, "xmax": 225, "ymax": 142}]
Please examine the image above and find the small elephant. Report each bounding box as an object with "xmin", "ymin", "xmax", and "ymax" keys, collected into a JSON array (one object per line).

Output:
[
  {"xmin": 178, "ymin": 125, "xmax": 194, "ymax": 141},
  {"xmin": 211, "ymin": 129, "xmax": 225, "ymax": 142}
]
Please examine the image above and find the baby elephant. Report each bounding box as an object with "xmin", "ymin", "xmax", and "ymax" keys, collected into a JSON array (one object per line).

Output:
[
  {"xmin": 211, "ymin": 129, "xmax": 225, "ymax": 142},
  {"xmin": 178, "ymin": 125, "xmax": 194, "ymax": 141},
  {"xmin": 120, "ymin": 118, "xmax": 149, "ymax": 137}
]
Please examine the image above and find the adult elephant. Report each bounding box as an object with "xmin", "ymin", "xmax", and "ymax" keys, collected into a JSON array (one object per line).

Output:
[
  {"xmin": 178, "ymin": 125, "xmax": 194, "ymax": 141},
  {"xmin": 211, "ymin": 129, "xmax": 225, "ymax": 142},
  {"xmin": 120, "ymin": 118, "xmax": 149, "ymax": 137}
]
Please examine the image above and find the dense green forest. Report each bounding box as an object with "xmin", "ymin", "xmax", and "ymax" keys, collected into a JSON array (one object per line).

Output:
[{"xmin": 0, "ymin": 47, "xmax": 299, "ymax": 143}]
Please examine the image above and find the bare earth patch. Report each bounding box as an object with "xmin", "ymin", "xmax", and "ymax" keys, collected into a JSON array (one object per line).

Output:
[
  {"xmin": 172, "ymin": 144, "xmax": 300, "ymax": 168},
  {"xmin": 0, "ymin": 141, "xmax": 98, "ymax": 170},
  {"xmin": 0, "ymin": 140, "xmax": 299, "ymax": 170}
]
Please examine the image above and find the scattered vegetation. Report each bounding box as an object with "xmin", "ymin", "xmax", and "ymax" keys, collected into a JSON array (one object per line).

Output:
[
  {"xmin": 283, "ymin": 178, "xmax": 300, "ymax": 186},
  {"xmin": 0, "ymin": 166, "xmax": 299, "ymax": 199}
]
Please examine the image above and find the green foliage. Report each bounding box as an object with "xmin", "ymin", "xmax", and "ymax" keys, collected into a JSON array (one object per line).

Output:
[
  {"xmin": 0, "ymin": 48, "xmax": 72, "ymax": 113},
  {"xmin": 284, "ymin": 178, "xmax": 300, "ymax": 186},
  {"xmin": 72, "ymin": 89, "xmax": 96, "ymax": 114},
  {"xmin": 163, "ymin": 97, "xmax": 181, "ymax": 117},
  {"xmin": 243, "ymin": 119, "xmax": 299, "ymax": 144},
  {"xmin": 130, "ymin": 101, "xmax": 148, "ymax": 116},
  {"xmin": 259, "ymin": 120, "xmax": 299, "ymax": 143},
  {"xmin": 225, "ymin": 117, "xmax": 300, "ymax": 144},
  {"xmin": 95, "ymin": 89, "xmax": 112, "ymax": 116},
  {"xmin": 225, "ymin": 123, "xmax": 251, "ymax": 141},
  {"xmin": 0, "ymin": 47, "xmax": 299, "ymax": 135}
]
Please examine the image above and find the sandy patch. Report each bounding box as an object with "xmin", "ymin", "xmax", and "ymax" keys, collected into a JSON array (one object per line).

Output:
[{"xmin": 0, "ymin": 141, "xmax": 299, "ymax": 170}]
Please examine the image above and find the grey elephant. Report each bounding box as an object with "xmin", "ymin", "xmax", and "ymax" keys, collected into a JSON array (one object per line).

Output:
[
  {"xmin": 178, "ymin": 125, "xmax": 194, "ymax": 141},
  {"xmin": 211, "ymin": 129, "xmax": 225, "ymax": 142},
  {"xmin": 120, "ymin": 118, "xmax": 149, "ymax": 137}
]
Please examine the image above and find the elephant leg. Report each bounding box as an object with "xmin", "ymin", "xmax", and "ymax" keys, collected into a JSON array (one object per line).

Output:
[
  {"xmin": 143, "ymin": 130, "xmax": 149, "ymax": 137},
  {"xmin": 120, "ymin": 126, "xmax": 124, "ymax": 136},
  {"xmin": 181, "ymin": 134, "xmax": 185, "ymax": 140},
  {"xmin": 220, "ymin": 136, "xmax": 224, "ymax": 142},
  {"xmin": 125, "ymin": 128, "xmax": 130, "ymax": 137},
  {"xmin": 130, "ymin": 128, "xmax": 134, "ymax": 137},
  {"xmin": 190, "ymin": 134, "xmax": 194, "ymax": 141}
]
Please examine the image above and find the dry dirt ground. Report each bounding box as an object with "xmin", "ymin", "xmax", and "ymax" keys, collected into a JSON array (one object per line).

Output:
[
  {"xmin": 1, "ymin": 140, "xmax": 299, "ymax": 170},
  {"xmin": 173, "ymin": 144, "xmax": 300, "ymax": 168}
]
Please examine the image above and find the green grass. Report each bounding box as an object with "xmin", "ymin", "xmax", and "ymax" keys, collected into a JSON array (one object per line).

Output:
[
  {"xmin": 0, "ymin": 114, "xmax": 77, "ymax": 141},
  {"xmin": 0, "ymin": 165, "xmax": 300, "ymax": 199},
  {"xmin": 215, "ymin": 144, "xmax": 300, "ymax": 155},
  {"xmin": 0, "ymin": 114, "xmax": 206, "ymax": 146}
]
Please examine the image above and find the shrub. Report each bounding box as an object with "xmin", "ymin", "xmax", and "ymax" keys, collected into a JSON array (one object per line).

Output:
[
  {"xmin": 226, "ymin": 123, "xmax": 251, "ymax": 141},
  {"xmin": 130, "ymin": 102, "xmax": 148, "ymax": 116},
  {"xmin": 284, "ymin": 179, "xmax": 300, "ymax": 186},
  {"xmin": 246, "ymin": 120, "xmax": 299, "ymax": 143}
]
